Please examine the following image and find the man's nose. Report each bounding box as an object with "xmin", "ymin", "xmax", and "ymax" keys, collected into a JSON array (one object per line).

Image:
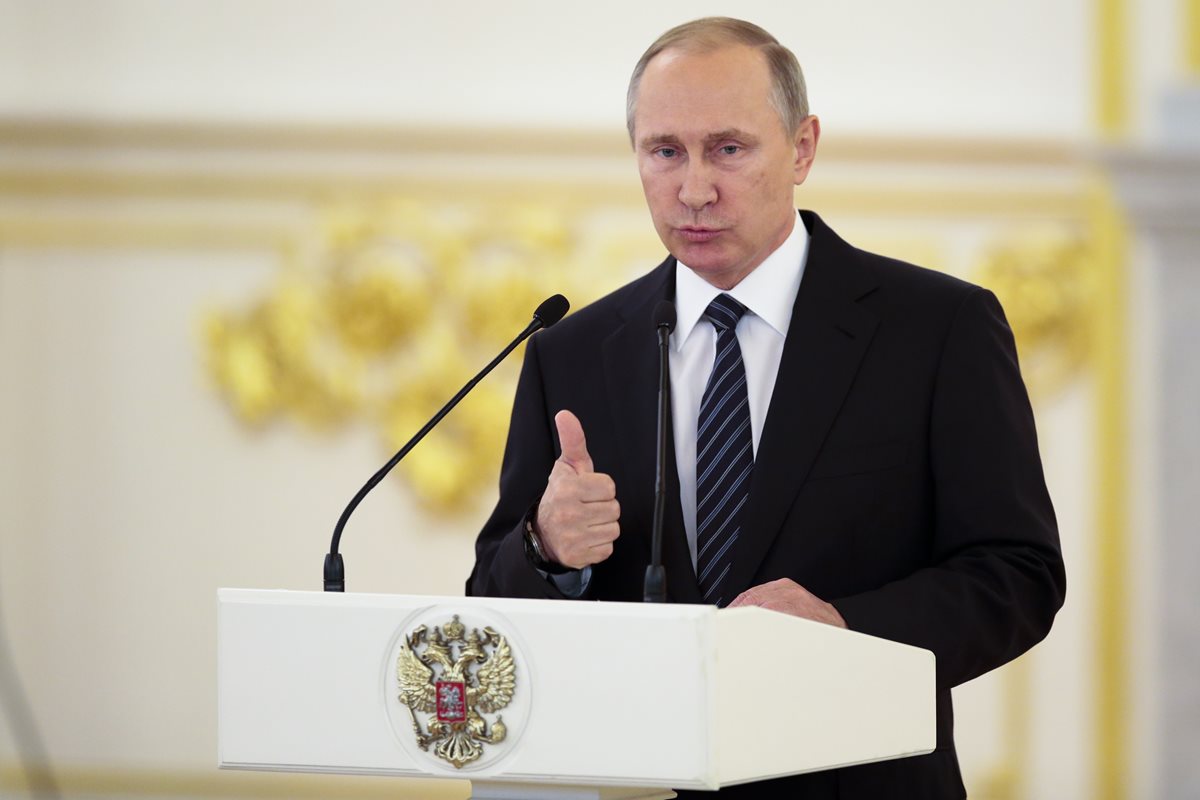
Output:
[{"xmin": 678, "ymin": 161, "xmax": 718, "ymax": 210}]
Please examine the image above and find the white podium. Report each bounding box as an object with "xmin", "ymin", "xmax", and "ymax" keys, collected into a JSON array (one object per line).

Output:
[{"xmin": 218, "ymin": 589, "xmax": 935, "ymax": 799}]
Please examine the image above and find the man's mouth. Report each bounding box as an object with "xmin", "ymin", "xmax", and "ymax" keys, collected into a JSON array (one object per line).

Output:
[{"xmin": 676, "ymin": 227, "xmax": 723, "ymax": 243}]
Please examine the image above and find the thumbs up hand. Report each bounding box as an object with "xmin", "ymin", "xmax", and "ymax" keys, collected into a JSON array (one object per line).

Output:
[{"xmin": 533, "ymin": 410, "xmax": 621, "ymax": 569}]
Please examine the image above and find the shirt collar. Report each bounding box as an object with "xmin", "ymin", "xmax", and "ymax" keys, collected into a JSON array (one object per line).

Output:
[{"xmin": 672, "ymin": 211, "xmax": 810, "ymax": 351}]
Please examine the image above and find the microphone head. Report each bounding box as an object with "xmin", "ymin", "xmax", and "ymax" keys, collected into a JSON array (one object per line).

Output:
[
  {"xmin": 653, "ymin": 301, "xmax": 677, "ymax": 333},
  {"xmin": 533, "ymin": 294, "xmax": 570, "ymax": 329}
]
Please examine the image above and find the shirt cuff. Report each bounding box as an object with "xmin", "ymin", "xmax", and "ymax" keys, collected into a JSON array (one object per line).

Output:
[{"xmin": 542, "ymin": 565, "xmax": 592, "ymax": 598}]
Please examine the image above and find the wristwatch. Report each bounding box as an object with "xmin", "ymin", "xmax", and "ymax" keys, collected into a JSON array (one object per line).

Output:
[{"xmin": 523, "ymin": 502, "xmax": 573, "ymax": 575}]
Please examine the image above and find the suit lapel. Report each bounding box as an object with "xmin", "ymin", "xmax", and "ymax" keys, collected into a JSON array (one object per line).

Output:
[
  {"xmin": 725, "ymin": 212, "xmax": 881, "ymax": 597},
  {"xmin": 600, "ymin": 261, "xmax": 703, "ymax": 603}
]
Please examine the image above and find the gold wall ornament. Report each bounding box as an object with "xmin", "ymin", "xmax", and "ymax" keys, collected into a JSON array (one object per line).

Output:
[
  {"xmin": 202, "ymin": 279, "xmax": 362, "ymax": 428},
  {"xmin": 202, "ymin": 196, "xmax": 640, "ymax": 512},
  {"xmin": 973, "ymin": 232, "xmax": 1095, "ymax": 400},
  {"xmin": 396, "ymin": 615, "xmax": 515, "ymax": 769}
]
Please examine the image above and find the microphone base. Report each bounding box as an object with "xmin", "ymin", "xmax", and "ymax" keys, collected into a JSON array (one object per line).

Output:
[
  {"xmin": 642, "ymin": 566, "xmax": 667, "ymax": 603},
  {"xmin": 323, "ymin": 553, "xmax": 345, "ymax": 592}
]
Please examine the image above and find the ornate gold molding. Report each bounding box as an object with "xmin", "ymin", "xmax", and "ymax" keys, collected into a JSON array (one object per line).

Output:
[
  {"xmin": 1089, "ymin": 177, "xmax": 1132, "ymax": 800},
  {"xmin": 0, "ymin": 175, "xmax": 1088, "ymax": 220},
  {"xmin": 974, "ymin": 230, "xmax": 1094, "ymax": 399},
  {"xmin": 1189, "ymin": 0, "xmax": 1200, "ymax": 73},
  {"xmin": 0, "ymin": 764, "xmax": 465, "ymax": 799},
  {"xmin": 0, "ymin": 217, "xmax": 291, "ymax": 249},
  {"xmin": 0, "ymin": 119, "xmax": 1082, "ymax": 166},
  {"xmin": 1096, "ymin": 0, "xmax": 1129, "ymax": 137},
  {"xmin": 200, "ymin": 197, "xmax": 654, "ymax": 512}
]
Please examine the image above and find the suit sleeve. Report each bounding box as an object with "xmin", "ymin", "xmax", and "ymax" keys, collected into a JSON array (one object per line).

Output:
[
  {"xmin": 466, "ymin": 335, "xmax": 577, "ymax": 600},
  {"xmin": 831, "ymin": 288, "xmax": 1067, "ymax": 690}
]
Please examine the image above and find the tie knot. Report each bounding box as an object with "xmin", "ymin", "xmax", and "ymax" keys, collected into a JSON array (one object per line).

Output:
[{"xmin": 705, "ymin": 294, "xmax": 748, "ymax": 333}]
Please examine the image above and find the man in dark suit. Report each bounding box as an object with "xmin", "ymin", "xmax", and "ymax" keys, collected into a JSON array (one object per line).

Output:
[{"xmin": 467, "ymin": 17, "xmax": 1065, "ymax": 799}]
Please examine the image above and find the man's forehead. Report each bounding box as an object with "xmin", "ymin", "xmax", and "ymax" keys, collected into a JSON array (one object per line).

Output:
[
  {"xmin": 638, "ymin": 44, "xmax": 772, "ymax": 104},
  {"xmin": 633, "ymin": 45, "xmax": 776, "ymax": 143},
  {"xmin": 647, "ymin": 40, "xmax": 765, "ymax": 69}
]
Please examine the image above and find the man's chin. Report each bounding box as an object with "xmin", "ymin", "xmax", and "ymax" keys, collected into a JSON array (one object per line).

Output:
[
  {"xmin": 670, "ymin": 251, "xmax": 749, "ymax": 288},
  {"xmin": 668, "ymin": 240, "xmax": 731, "ymax": 272}
]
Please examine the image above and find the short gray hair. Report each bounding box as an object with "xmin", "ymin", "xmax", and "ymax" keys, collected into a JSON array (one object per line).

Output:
[{"xmin": 626, "ymin": 17, "xmax": 809, "ymax": 144}]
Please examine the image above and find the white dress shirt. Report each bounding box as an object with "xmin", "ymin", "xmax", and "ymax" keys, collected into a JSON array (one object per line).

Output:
[{"xmin": 671, "ymin": 212, "xmax": 810, "ymax": 568}]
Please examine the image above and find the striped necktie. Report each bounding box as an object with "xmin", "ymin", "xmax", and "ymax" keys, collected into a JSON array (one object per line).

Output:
[{"xmin": 695, "ymin": 293, "xmax": 753, "ymax": 606}]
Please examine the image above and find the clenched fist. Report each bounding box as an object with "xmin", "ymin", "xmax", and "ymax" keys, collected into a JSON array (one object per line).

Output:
[{"xmin": 533, "ymin": 410, "xmax": 621, "ymax": 570}]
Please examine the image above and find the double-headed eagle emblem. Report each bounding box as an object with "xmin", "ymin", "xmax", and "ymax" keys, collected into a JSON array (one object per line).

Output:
[{"xmin": 396, "ymin": 615, "xmax": 516, "ymax": 768}]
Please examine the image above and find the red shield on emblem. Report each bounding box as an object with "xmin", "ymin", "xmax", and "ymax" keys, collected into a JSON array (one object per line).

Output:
[{"xmin": 436, "ymin": 680, "xmax": 466, "ymax": 723}]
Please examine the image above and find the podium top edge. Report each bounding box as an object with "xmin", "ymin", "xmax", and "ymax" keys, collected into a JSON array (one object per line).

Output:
[{"xmin": 216, "ymin": 588, "xmax": 719, "ymax": 619}]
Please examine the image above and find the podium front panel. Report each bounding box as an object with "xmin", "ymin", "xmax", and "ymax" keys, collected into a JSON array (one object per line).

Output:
[{"xmin": 218, "ymin": 590, "xmax": 719, "ymax": 790}]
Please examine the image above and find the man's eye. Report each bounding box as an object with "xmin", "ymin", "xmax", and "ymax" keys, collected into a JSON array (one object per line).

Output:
[
  {"xmin": 719, "ymin": 145, "xmax": 741, "ymax": 155},
  {"xmin": 656, "ymin": 147, "xmax": 678, "ymax": 158}
]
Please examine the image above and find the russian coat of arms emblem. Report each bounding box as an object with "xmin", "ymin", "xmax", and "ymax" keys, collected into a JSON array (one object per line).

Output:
[{"xmin": 395, "ymin": 614, "xmax": 515, "ymax": 768}]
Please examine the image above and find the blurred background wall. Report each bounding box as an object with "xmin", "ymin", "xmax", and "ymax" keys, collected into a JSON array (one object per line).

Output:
[{"xmin": 1, "ymin": 1, "xmax": 1197, "ymax": 798}]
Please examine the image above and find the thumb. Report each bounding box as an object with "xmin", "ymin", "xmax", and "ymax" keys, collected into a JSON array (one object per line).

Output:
[{"xmin": 554, "ymin": 409, "xmax": 594, "ymax": 473}]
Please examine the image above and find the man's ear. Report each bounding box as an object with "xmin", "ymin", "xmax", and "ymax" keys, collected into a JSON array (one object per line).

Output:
[{"xmin": 793, "ymin": 115, "xmax": 821, "ymax": 186}]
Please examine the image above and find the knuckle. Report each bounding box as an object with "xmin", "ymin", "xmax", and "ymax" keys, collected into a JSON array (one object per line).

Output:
[{"xmin": 592, "ymin": 502, "xmax": 615, "ymax": 524}]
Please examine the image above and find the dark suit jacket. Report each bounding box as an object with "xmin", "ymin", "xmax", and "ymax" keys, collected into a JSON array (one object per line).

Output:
[{"xmin": 467, "ymin": 211, "xmax": 1066, "ymax": 799}]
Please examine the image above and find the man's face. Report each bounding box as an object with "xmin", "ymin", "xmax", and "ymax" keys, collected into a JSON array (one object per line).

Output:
[{"xmin": 632, "ymin": 45, "xmax": 818, "ymax": 289}]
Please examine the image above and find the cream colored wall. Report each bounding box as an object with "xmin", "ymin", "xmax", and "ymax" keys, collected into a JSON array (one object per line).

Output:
[
  {"xmin": 0, "ymin": 244, "xmax": 479, "ymax": 757},
  {"xmin": 1, "ymin": 0, "xmax": 1092, "ymax": 137},
  {"xmin": 0, "ymin": 1, "xmax": 1186, "ymax": 798}
]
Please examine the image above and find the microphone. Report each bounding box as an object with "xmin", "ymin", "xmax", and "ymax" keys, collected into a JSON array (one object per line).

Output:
[
  {"xmin": 644, "ymin": 300, "xmax": 675, "ymax": 603},
  {"xmin": 323, "ymin": 294, "xmax": 570, "ymax": 592}
]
